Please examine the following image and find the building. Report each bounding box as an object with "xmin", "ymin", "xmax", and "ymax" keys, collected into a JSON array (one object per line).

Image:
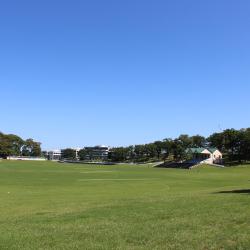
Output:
[
  {"xmin": 186, "ymin": 147, "xmax": 223, "ymax": 165},
  {"xmin": 47, "ymin": 146, "xmax": 110, "ymax": 161},
  {"xmin": 84, "ymin": 145, "xmax": 110, "ymax": 160},
  {"xmin": 74, "ymin": 148, "xmax": 81, "ymax": 160},
  {"xmin": 47, "ymin": 150, "xmax": 62, "ymax": 161}
]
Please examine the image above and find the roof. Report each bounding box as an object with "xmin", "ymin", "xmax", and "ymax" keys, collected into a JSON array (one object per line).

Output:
[
  {"xmin": 187, "ymin": 148, "xmax": 206, "ymax": 153},
  {"xmin": 207, "ymin": 148, "xmax": 218, "ymax": 153},
  {"xmin": 186, "ymin": 147, "xmax": 220, "ymax": 154}
]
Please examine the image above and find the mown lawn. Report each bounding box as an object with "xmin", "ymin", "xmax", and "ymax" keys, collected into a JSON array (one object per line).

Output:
[{"xmin": 0, "ymin": 160, "xmax": 249, "ymax": 250}]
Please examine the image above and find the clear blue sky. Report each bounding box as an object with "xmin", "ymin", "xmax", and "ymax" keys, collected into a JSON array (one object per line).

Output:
[{"xmin": 1, "ymin": 0, "xmax": 249, "ymax": 150}]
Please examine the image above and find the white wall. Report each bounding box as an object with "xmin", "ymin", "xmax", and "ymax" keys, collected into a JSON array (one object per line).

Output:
[{"xmin": 7, "ymin": 156, "xmax": 46, "ymax": 161}]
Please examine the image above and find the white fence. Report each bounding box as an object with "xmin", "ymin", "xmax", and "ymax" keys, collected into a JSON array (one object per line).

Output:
[{"xmin": 7, "ymin": 156, "xmax": 47, "ymax": 161}]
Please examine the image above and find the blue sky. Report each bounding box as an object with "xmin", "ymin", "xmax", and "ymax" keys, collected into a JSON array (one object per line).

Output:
[{"xmin": 0, "ymin": 0, "xmax": 250, "ymax": 150}]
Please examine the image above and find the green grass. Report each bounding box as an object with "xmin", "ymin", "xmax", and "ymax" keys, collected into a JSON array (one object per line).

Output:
[{"xmin": 0, "ymin": 160, "xmax": 249, "ymax": 250}]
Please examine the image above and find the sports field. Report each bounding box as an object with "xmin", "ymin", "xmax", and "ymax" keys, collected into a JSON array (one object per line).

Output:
[{"xmin": 0, "ymin": 160, "xmax": 249, "ymax": 249}]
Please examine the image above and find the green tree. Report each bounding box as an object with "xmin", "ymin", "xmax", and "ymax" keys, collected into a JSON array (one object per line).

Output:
[
  {"xmin": 22, "ymin": 139, "xmax": 41, "ymax": 157},
  {"xmin": 154, "ymin": 141, "xmax": 164, "ymax": 159},
  {"xmin": 109, "ymin": 147, "xmax": 129, "ymax": 162},
  {"xmin": 241, "ymin": 128, "xmax": 250, "ymax": 161},
  {"xmin": 0, "ymin": 132, "xmax": 41, "ymax": 158},
  {"xmin": 127, "ymin": 145, "xmax": 134, "ymax": 161},
  {"xmin": 191, "ymin": 135, "xmax": 206, "ymax": 147},
  {"xmin": 5, "ymin": 134, "xmax": 24, "ymax": 155},
  {"xmin": 207, "ymin": 132, "xmax": 224, "ymax": 151},
  {"xmin": 78, "ymin": 149, "xmax": 87, "ymax": 161},
  {"xmin": 162, "ymin": 139, "xmax": 172, "ymax": 161},
  {"xmin": 0, "ymin": 133, "xmax": 13, "ymax": 158},
  {"xmin": 178, "ymin": 134, "xmax": 192, "ymax": 148},
  {"xmin": 144, "ymin": 143, "xmax": 157, "ymax": 158},
  {"xmin": 61, "ymin": 148, "xmax": 76, "ymax": 160},
  {"xmin": 134, "ymin": 145, "xmax": 145, "ymax": 159},
  {"xmin": 223, "ymin": 129, "xmax": 241, "ymax": 163},
  {"xmin": 170, "ymin": 139, "xmax": 186, "ymax": 161}
]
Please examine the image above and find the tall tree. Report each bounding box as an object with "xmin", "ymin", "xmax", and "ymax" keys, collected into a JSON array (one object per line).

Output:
[
  {"xmin": 109, "ymin": 147, "xmax": 129, "ymax": 162},
  {"xmin": 78, "ymin": 149, "xmax": 87, "ymax": 161},
  {"xmin": 178, "ymin": 134, "xmax": 192, "ymax": 148},
  {"xmin": 5, "ymin": 134, "xmax": 24, "ymax": 155},
  {"xmin": 170, "ymin": 139, "xmax": 186, "ymax": 161},
  {"xmin": 207, "ymin": 132, "xmax": 225, "ymax": 151},
  {"xmin": 22, "ymin": 139, "xmax": 41, "ymax": 157},
  {"xmin": 0, "ymin": 133, "xmax": 12, "ymax": 158},
  {"xmin": 134, "ymin": 145, "xmax": 145, "ymax": 159},
  {"xmin": 61, "ymin": 148, "xmax": 76, "ymax": 160},
  {"xmin": 154, "ymin": 141, "xmax": 164, "ymax": 159},
  {"xmin": 241, "ymin": 128, "xmax": 250, "ymax": 161},
  {"xmin": 0, "ymin": 132, "xmax": 41, "ymax": 158},
  {"xmin": 191, "ymin": 135, "xmax": 206, "ymax": 147}
]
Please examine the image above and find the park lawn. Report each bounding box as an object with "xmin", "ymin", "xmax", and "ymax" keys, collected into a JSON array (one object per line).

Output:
[{"xmin": 0, "ymin": 160, "xmax": 249, "ymax": 250}]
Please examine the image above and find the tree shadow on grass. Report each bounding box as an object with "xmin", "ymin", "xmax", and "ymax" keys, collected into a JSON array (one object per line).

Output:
[{"xmin": 215, "ymin": 189, "xmax": 250, "ymax": 194}]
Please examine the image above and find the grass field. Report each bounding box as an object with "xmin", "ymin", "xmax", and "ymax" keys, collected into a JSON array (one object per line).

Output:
[{"xmin": 0, "ymin": 160, "xmax": 249, "ymax": 250}]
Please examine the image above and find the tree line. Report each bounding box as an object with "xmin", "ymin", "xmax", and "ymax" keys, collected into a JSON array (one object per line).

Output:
[
  {"xmin": 0, "ymin": 132, "xmax": 42, "ymax": 158},
  {"xmin": 108, "ymin": 128, "xmax": 250, "ymax": 164},
  {"xmin": 3, "ymin": 128, "xmax": 249, "ymax": 165},
  {"xmin": 109, "ymin": 135, "xmax": 207, "ymax": 163},
  {"xmin": 61, "ymin": 128, "xmax": 250, "ymax": 165}
]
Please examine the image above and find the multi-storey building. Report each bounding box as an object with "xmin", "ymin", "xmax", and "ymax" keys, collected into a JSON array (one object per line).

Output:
[
  {"xmin": 84, "ymin": 145, "xmax": 110, "ymax": 160},
  {"xmin": 47, "ymin": 150, "xmax": 62, "ymax": 161}
]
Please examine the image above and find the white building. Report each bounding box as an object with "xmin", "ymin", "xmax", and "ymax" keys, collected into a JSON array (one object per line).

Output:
[
  {"xmin": 74, "ymin": 148, "xmax": 81, "ymax": 160},
  {"xmin": 186, "ymin": 147, "xmax": 223, "ymax": 165},
  {"xmin": 48, "ymin": 150, "xmax": 62, "ymax": 161},
  {"xmin": 47, "ymin": 146, "xmax": 110, "ymax": 161}
]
